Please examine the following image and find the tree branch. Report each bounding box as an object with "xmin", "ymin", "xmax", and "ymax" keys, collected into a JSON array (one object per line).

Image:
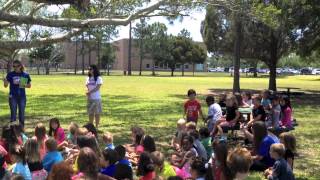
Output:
[
  {"xmin": 1, "ymin": 0, "xmax": 21, "ymax": 12},
  {"xmin": 0, "ymin": 28, "xmax": 83, "ymax": 50},
  {"xmin": 0, "ymin": 1, "xmax": 165, "ymax": 28},
  {"xmin": 29, "ymin": 3, "xmax": 47, "ymax": 16}
]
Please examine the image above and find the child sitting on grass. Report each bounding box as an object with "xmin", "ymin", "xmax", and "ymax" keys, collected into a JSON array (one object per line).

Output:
[
  {"xmin": 151, "ymin": 151, "xmax": 176, "ymax": 179},
  {"xmin": 215, "ymin": 94, "xmax": 240, "ymax": 136},
  {"xmin": 199, "ymin": 127, "xmax": 212, "ymax": 159},
  {"xmin": 12, "ymin": 124, "xmax": 28, "ymax": 145},
  {"xmin": 261, "ymin": 90, "xmax": 272, "ymax": 111},
  {"xmin": 280, "ymin": 96, "xmax": 293, "ymax": 130},
  {"xmin": 114, "ymin": 145, "xmax": 131, "ymax": 167},
  {"xmin": 247, "ymin": 96, "xmax": 266, "ymax": 127},
  {"xmin": 279, "ymin": 132, "xmax": 296, "ymax": 169},
  {"xmin": 42, "ymin": 138, "xmax": 63, "ymax": 172},
  {"xmin": 24, "ymin": 139, "xmax": 48, "ymax": 180},
  {"xmin": 137, "ymin": 152, "xmax": 156, "ymax": 180},
  {"xmin": 48, "ymin": 118, "xmax": 67, "ymax": 150},
  {"xmin": 10, "ymin": 145, "xmax": 32, "ymax": 180},
  {"xmin": 126, "ymin": 126, "xmax": 145, "ymax": 166},
  {"xmin": 33, "ymin": 123, "xmax": 48, "ymax": 160},
  {"xmin": 100, "ymin": 149, "xmax": 118, "ymax": 177},
  {"xmin": 205, "ymin": 95, "xmax": 222, "ymax": 133},
  {"xmin": 226, "ymin": 147, "xmax": 252, "ymax": 180},
  {"xmin": 67, "ymin": 122, "xmax": 79, "ymax": 145},
  {"xmin": 103, "ymin": 132, "xmax": 114, "ymax": 150},
  {"xmin": 190, "ymin": 157, "xmax": 209, "ymax": 180},
  {"xmin": 186, "ymin": 121, "xmax": 197, "ymax": 133},
  {"xmin": 264, "ymin": 143, "xmax": 295, "ymax": 180},
  {"xmin": 171, "ymin": 135, "xmax": 197, "ymax": 179},
  {"xmin": 171, "ymin": 119, "xmax": 186, "ymax": 151}
]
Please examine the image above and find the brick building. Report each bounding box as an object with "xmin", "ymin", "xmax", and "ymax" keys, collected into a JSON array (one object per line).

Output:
[{"xmin": 18, "ymin": 38, "xmax": 207, "ymax": 72}]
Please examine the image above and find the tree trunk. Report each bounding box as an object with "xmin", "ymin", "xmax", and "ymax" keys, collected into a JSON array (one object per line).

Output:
[
  {"xmin": 192, "ymin": 63, "xmax": 195, "ymax": 76},
  {"xmin": 152, "ymin": 59, "xmax": 155, "ymax": 76},
  {"xmin": 74, "ymin": 37, "xmax": 78, "ymax": 74},
  {"xmin": 37, "ymin": 61, "xmax": 40, "ymax": 75},
  {"xmin": 55, "ymin": 64, "xmax": 58, "ymax": 72},
  {"xmin": 182, "ymin": 64, "xmax": 185, "ymax": 76},
  {"xmin": 128, "ymin": 21, "xmax": 132, "ymax": 76},
  {"xmin": 253, "ymin": 62, "xmax": 258, "ymax": 77},
  {"xmin": 81, "ymin": 33, "xmax": 85, "ymax": 75},
  {"xmin": 107, "ymin": 63, "xmax": 110, "ymax": 76},
  {"xmin": 268, "ymin": 34, "xmax": 278, "ymax": 91},
  {"xmin": 45, "ymin": 61, "xmax": 50, "ymax": 75},
  {"xmin": 88, "ymin": 35, "xmax": 91, "ymax": 66},
  {"xmin": 233, "ymin": 16, "xmax": 241, "ymax": 93},
  {"xmin": 139, "ymin": 36, "xmax": 143, "ymax": 76}
]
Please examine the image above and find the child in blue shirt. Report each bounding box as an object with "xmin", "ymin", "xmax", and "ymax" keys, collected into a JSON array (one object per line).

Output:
[
  {"xmin": 10, "ymin": 145, "xmax": 32, "ymax": 180},
  {"xmin": 100, "ymin": 149, "xmax": 118, "ymax": 177},
  {"xmin": 103, "ymin": 132, "xmax": 114, "ymax": 150},
  {"xmin": 115, "ymin": 145, "xmax": 132, "ymax": 168},
  {"xmin": 42, "ymin": 138, "xmax": 63, "ymax": 172},
  {"xmin": 265, "ymin": 143, "xmax": 295, "ymax": 180},
  {"xmin": 261, "ymin": 90, "xmax": 272, "ymax": 111}
]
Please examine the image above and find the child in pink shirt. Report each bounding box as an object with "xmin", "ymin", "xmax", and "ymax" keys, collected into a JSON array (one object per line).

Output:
[
  {"xmin": 48, "ymin": 118, "xmax": 66, "ymax": 149},
  {"xmin": 33, "ymin": 123, "xmax": 48, "ymax": 160},
  {"xmin": 280, "ymin": 97, "xmax": 293, "ymax": 129}
]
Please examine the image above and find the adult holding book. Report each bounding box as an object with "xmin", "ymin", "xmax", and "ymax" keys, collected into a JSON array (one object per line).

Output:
[{"xmin": 3, "ymin": 60, "xmax": 31, "ymax": 127}]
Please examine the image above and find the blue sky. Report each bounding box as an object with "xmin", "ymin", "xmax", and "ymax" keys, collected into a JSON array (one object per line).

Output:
[{"xmin": 116, "ymin": 10, "xmax": 206, "ymax": 42}]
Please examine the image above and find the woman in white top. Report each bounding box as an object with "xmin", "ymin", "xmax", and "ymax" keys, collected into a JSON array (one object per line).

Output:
[{"xmin": 86, "ymin": 65, "xmax": 103, "ymax": 129}]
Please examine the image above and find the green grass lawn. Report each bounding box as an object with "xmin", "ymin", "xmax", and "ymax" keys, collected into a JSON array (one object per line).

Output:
[{"xmin": 0, "ymin": 72, "xmax": 319, "ymax": 179}]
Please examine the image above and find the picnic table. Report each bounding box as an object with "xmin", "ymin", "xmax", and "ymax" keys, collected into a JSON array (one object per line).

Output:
[
  {"xmin": 221, "ymin": 107, "xmax": 252, "ymax": 122},
  {"xmin": 277, "ymin": 87, "xmax": 301, "ymax": 99},
  {"xmin": 238, "ymin": 107, "xmax": 252, "ymax": 122}
]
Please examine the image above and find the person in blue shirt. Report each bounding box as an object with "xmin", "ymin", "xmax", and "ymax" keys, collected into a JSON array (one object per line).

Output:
[
  {"xmin": 3, "ymin": 60, "xmax": 31, "ymax": 127},
  {"xmin": 100, "ymin": 149, "xmax": 118, "ymax": 177},
  {"xmin": 115, "ymin": 145, "xmax": 132, "ymax": 168},
  {"xmin": 242, "ymin": 121, "xmax": 279, "ymax": 171},
  {"xmin": 42, "ymin": 138, "xmax": 63, "ymax": 172}
]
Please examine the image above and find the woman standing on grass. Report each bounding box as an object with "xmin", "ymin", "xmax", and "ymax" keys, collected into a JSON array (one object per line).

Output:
[
  {"xmin": 3, "ymin": 60, "xmax": 31, "ymax": 127},
  {"xmin": 86, "ymin": 65, "xmax": 103, "ymax": 129}
]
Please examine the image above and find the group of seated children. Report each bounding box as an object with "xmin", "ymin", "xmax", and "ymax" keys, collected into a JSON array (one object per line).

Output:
[
  {"xmin": 180, "ymin": 89, "xmax": 297, "ymax": 179},
  {"xmin": 0, "ymin": 88, "xmax": 297, "ymax": 180},
  {"xmin": 183, "ymin": 89, "xmax": 295, "ymax": 138}
]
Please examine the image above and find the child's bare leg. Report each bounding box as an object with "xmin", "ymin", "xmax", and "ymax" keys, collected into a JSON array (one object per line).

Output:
[
  {"xmin": 95, "ymin": 114, "xmax": 100, "ymax": 129},
  {"xmin": 217, "ymin": 125, "xmax": 223, "ymax": 135},
  {"xmin": 89, "ymin": 114, "xmax": 94, "ymax": 124}
]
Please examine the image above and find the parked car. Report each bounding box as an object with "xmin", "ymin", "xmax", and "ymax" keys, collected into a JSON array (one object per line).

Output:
[
  {"xmin": 216, "ymin": 67, "xmax": 225, "ymax": 72},
  {"xmin": 300, "ymin": 68, "xmax": 313, "ymax": 75},
  {"xmin": 312, "ymin": 68, "xmax": 320, "ymax": 75},
  {"xmin": 276, "ymin": 68, "xmax": 282, "ymax": 74},
  {"xmin": 257, "ymin": 68, "xmax": 268, "ymax": 73},
  {"xmin": 248, "ymin": 67, "xmax": 257, "ymax": 73},
  {"xmin": 290, "ymin": 69, "xmax": 300, "ymax": 74}
]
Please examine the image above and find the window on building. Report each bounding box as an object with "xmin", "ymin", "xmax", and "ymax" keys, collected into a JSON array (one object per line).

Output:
[
  {"xmin": 176, "ymin": 64, "xmax": 181, "ymax": 69},
  {"xmin": 184, "ymin": 64, "xmax": 189, "ymax": 69},
  {"xmin": 146, "ymin": 64, "xmax": 150, "ymax": 69}
]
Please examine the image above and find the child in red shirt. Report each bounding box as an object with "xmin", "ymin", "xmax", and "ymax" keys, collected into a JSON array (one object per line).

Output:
[{"xmin": 184, "ymin": 89, "xmax": 204, "ymax": 124}]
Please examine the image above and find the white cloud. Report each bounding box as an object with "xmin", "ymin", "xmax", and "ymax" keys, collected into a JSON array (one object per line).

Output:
[{"xmin": 116, "ymin": 10, "xmax": 206, "ymax": 42}]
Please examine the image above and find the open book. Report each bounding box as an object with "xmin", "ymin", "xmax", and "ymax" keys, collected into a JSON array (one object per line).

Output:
[{"xmin": 19, "ymin": 77, "xmax": 29, "ymax": 88}]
